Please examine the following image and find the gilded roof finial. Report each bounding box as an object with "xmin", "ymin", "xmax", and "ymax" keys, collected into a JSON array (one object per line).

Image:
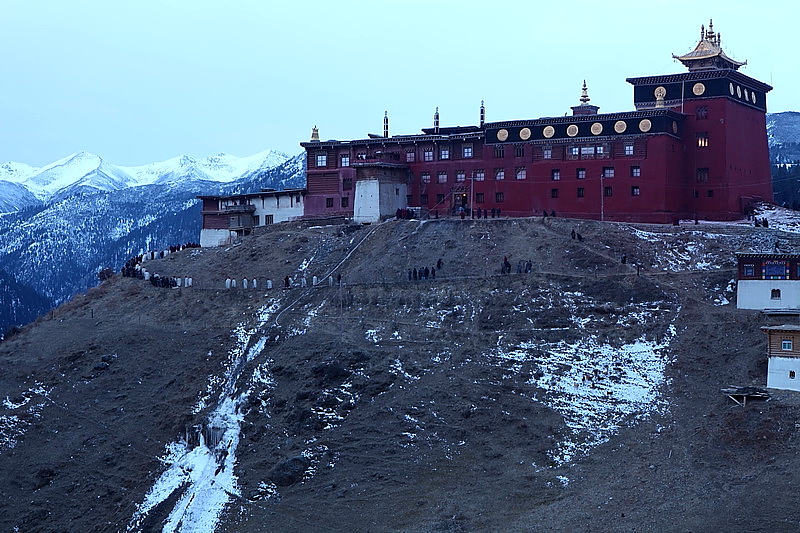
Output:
[
  {"xmin": 310, "ymin": 125, "xmax": 320, "ymax": 142},
  {"xmin": 579, "ymin": 80, "xmax": 590, "ymax": 105}
]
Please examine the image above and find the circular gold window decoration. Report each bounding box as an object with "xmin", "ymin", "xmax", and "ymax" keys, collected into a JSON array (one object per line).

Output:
[
  {"xmin": 543, "ymin": 125, "xmax": 555, "ymax": 138},
  {"xmin": 729, "ymin": 82, "xmax": 734, "ymax": 95},
  {"xmin": 590, "ymin": 122, "xmax": 603, "ymax": 135},
  {"xmin": 672, "ymin": 121, "xmax": 678, "ymax": 134},
  {"xmin": 497, "ymin": 128, "xmax": 509, "ymax": 142},
  {"xmin": 654, "ymin": 86, "xmax": 667, "ymax": 99},
  {"xmin": 566, "ymin": 124, "xmax": 579, "ymax": 137},
  {"xmin": 639, "ymin": 119, "xmax": 652, "ymax": 133},
  {"xmin": 614, "ymin": 120, "xmax": 627, "ymax": 133},
  {"xmin": 692, "ymin": 82, "xmax": 706, "ymax": 96},
  {"xmin": 519, "ymin": 127, "xmax": 531, "ymax": 140}
]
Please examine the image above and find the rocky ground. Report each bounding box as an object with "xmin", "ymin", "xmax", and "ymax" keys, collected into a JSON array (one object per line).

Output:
[{"xmin": 2, "ymin": 215, "xmax": 800, "ymax": 532}]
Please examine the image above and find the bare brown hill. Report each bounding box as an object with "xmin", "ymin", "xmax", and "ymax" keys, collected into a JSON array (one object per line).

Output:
[{"xmin": 1, "ymin": 216, "xmax": 799, "ymax": 532}]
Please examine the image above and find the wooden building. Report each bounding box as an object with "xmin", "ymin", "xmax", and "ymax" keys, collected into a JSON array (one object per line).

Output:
[
  {"xmin": 198, "ymin": 188, "xmax": 305, "ymax": 247},
  {"xmin": 762, "ymin": 325, "xmax": 800, "ymax": 391},
  {"xmin": 736, "ymin": 253, "xmax": 800, "ymax": 311},
  {"xmin": 300, "ymin": 21, "xmax": 772, "ymax": 224}
]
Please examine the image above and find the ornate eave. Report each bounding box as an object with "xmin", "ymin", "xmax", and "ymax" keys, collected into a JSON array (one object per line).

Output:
[{"xmin": 673, "ymin": 20, "xmax": 747, "ymax": 71}]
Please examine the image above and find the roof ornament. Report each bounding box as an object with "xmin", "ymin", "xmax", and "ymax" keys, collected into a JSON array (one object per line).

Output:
[
  {"xmin": 434, "ymin": 107, "xmax": 440, "ymax": 133},
  {"xmin": 310, "ymin": 125, "xmax": 320, "ymax": 142},
  {"xmin": 673, "ymin": 20, "xmax": 745, "ymax": 71},
  {"xmin": 383, "ymin": 111, "xmax": 389, "ymax": 138},
  {"xmin": 480, "ymin": 100, "xmax": 485, "ymax": 127},
  {"xmin": 579, "ymin": 80, "xmax": 591, "ymax": 105}
]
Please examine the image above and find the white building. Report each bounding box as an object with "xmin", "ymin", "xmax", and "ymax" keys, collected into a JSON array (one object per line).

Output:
[
  {"xmin": 198, "ymin": 188, "xmax": 306, "ymax": 247},
  {"xmin": 762, "ymin": 325, "xmax": 800, "ymax": 391},
  {"xmin": 736, "ymin": 253, "xmax": 800, "ymax": 312}
]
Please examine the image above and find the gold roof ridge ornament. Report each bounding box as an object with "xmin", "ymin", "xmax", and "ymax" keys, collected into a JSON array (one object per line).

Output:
[
  {"xmin": 579, "ymin": 80, "xmax": 591, "ymax": 105},
  {"xmin": 310, "ymin": 125, "xmax": 320, "ymax": 142},
  {"xmin": 673, "ymin": 19, "xmax": 747, "ymax": 72}
]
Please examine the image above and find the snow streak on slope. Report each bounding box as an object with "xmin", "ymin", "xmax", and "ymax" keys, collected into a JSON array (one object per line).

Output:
[{"xmin": 128, "ymin": 300, "xmax": 281, "ymax": 533}]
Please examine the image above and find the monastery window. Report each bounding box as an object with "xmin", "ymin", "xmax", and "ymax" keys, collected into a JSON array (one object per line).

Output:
[
  {"xmin": 697, "ymin": 132, "xmax": 709, "ymax": 147},
  {"xmin": 494, "ymin": 146, "xmax": 505, "ymax": 158},
  {"xmin": 577, "ymin": 168, "xmax": 586, "ymax": 179},
  {"xmin": 693, "ymin": 190, "xmax": 699, "ymax": 198},
  {"xmin": 495, "ymin": 192, "xmax": 505, "ymax": 203},
  {"xmin": 604, "ymin": 186, "xmax": 613, "ymax": 197},
  {"xmin": 696, "ymin": 106, "xmax": 708, "ymax": 120},
  {"xmin": 577, "ymin": 187, "xmax": 585, "ymax": 198},
  {"xmin": 343, "ymin": 178, "xmax": 353, "ymax": 190},
  {"xmin": 597, "ymin": 145, "xmax": 605, "ymax": 155},
  {"xmin": 571, "ymin": 146, "xmax": 579, "ymax": 157},
  {"xmin": 707, "ymin": 189, "xmax": 714, "ymax": 197},
  {"xmin": 743, "ymin": 264, "xmax": 755, "ymax": 277},
  {"xmin": 631, "ymin": 186, "xmax": 640, "ymax": 196},
  {"xmin": 406, "ymin": 151, "xmax": 416, "ymax": 162},
  {"xmin": 421, "ymin": 172, "xmax": 431, "ymax": 184},
  {"xmin": 316, "ymin": 153, "xmax": 328, "ymax": 167},
  {"xmin": 341, "ymin": 197, "xmax": 349, "ymax": 208},
  {"xmin": 771, "ymin": 289, "xmax": 782, "ymax": 300},
  {"xmin": 340, "ymin": 154, "xmax": 350, "ymax": 167},
  {"xmin": 473, "ymin": 169, "xmax": 485, "ymax": 181},
  {"xmin": 406, "ymin": 194, "xmax": 412, "ymax": 205},
  {"xmin": 456, "ymin": 171, "xmax": 466, "ymax": 182},
  {"xmin": 782, "ymin": 339, "xmax": 793, "ymax": 350},
  {"xmin": 437, "ymin": 171, "xmax": 448, "ymax": 184},
  {"xmin": 440, "ymin": 147, "xmax": 450, "ymax": 160},
  {"xmin": 696, "ymin": 168, "xmax": 709, "ymax": 182},
  {"xmin": 624, "ymin": 143, "xmax": 634, "ymax": 156},
  {"xmin": 476, "ymin": 192, "xmax": 485, "ymax": 203},
  {"xmin": 603, "ymin": 167, "xmax": 615, "ymax": 178},
  {"xmin": 551, "ymin": 169, "xmax": 561, "ymax": 181},
  {"xmin": 516, "ymin": 167, "xmax": 527, "ymax": 180},
  {"xmin": 424, "ymin": 149, "xmax": 434, "ymax": 162},
  {"xmin": 631, "ymin": 166, "xmax": 641, "ymax": 177},
  {"xmin": 764, "ymin": 261, "xmax": 789, "ymax": 279},
  {"xmin": 514, "ymin": 145, "xmax": 525, "ymax": 157},
  {"xmin": 436, "ymin": 193, "xmax": 445, "ymax": 204},
  {"xmin": 265, "ymin": 214, "xmax": 274, "ymax": 225},
  {"xmin": 551, "ymin": 188, "xmax": 559, "ymax": 199},
  {"xmin": 420, "ymin": 194, "xmax": 429, "ymax": 205},
  {"xmin": 326, "ymin": 197, "xmax": 334, "ymax": 208},
  {"xmin": 791, "ymin": 371, "xmax": 797, "ymax": 379},
  {"xmin": 581, "ymin": 146, "xmax": 595, "ymax": 157},
  {"xmin": 495, "ymin": 168, "xmax": 505, "ymax": 180},
  {"xmin": 463, "ymin": 144, "xmax": 473, "ymax": 158},
  {"xmin": 543, "ymin": 147, "xmax": 552, "ymax": 159}
]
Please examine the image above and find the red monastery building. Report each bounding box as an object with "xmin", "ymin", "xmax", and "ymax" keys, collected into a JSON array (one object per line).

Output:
[{"xmin": 300, "ymin": 21, "xmax": 773, "ymax": 224}]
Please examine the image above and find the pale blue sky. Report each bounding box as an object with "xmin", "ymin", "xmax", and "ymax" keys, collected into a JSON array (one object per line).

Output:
[{"xmin": 0, "ymin": 0, "xmax": 795, "ymax": 167}]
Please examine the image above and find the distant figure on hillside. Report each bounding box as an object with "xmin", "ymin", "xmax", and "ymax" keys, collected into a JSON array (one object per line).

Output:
[
  {"xmin": 525, "ymin": 260, "xmax": 532, "ymax": 273},
  {"xmin": 437, "ymin": 258, "xmax": 443, "ymax": 270},
  {"xmin": 431, "ymin": 267, "xmax": 436, "ymax": 279},
  {"xmin": 571, "ymin": 229, "xmax": 576, "ymax": 240},
  {"xmin": 337, "ymin": 273, "xmax": 342, "ymax": 285},
  {"xmin": 284, "ymin": 275, "xmax": 290, "ymax": 288},
  {"xmin": 424, "ymin": 267, "xmax": 430, "ymax": 279},
  {"xmin": 621, "ymin": 255, "xmax": 627, "ymax": 264},
  {"xmin": 576, "ymin": 233, "xmax": 583, "ymax": 242},
  {"xmin": 408, "ymin": 269, "xmax": 412, "ymax": 281},
  {"xmin": 413, "ymin": 268, "xmax": 418, "ymax": 281}
]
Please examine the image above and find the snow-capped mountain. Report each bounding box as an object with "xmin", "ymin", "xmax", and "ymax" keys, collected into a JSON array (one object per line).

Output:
[
  {"xmin": 768, "ymin": 111, "xmax": 800, "ymax": 164},
  {"xmin": 0, "ymin": 150, "xmax": 305, "ymax": 336}
]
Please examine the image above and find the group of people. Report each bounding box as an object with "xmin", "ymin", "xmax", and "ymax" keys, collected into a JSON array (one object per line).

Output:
[
  {"xmin": 408, "ymin": 266, "xmax": 436, "ymax": 281},
  {"xmin": 501, "ymin": 256, "xmax": 532, "ymax": 274},
  {"xmin": 570, "ymin": 228, "xmax": 584, "ymax": 241}
]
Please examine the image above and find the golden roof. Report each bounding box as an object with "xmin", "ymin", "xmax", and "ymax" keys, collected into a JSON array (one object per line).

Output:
[{"xmin": 673, "ymin": 20, "xmax": 746, "ymax": 71}]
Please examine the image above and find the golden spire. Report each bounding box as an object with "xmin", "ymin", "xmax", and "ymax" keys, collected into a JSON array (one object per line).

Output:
[
  {"xmin": 310, "ymin": 125, "xmax": 319, "ymax": 142},
  {"xmin": 579, "ymin": 80, "xmax": 590, "ymax": 105}
]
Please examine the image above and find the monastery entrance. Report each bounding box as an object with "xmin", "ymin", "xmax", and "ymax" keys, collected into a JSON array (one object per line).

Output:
[{"xmin": 453, "ymin": 193, "xmax": 468, "ymax": 215}]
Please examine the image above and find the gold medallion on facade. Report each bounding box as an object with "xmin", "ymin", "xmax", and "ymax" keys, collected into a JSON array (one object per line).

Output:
[
  {"xmin": 543, "ymin": 125, "xmax": 555, "ymax": 138},
  {"xmin": 614, "ymin": 120, "xmax": 627, "ymax": 133},
  {"xmin": 566, "ymin": 124, "xmax": 579, "ymax": 137},
  {"xmin": 639, "ymin": 119, "xmax": 652, "ymax": 133},
  {"xmin": 497, "ymin": 129, "xmax": 509, "ymax": 142},
  {"xmin": 519, "ymin": 127, "xmax": 531, "ymax": 140},
  {"xmin": 692, "ymin": 82, "xmax": 705, "ymax": 96},
  {"xmin": 590, "ymin": 122, "xmax": 603, "ymax": 135}
]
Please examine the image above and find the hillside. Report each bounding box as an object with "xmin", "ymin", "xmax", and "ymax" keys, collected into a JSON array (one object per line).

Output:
[{"xmin": 2, "ymin": 215, "xmax": 800, "ymax": 532}]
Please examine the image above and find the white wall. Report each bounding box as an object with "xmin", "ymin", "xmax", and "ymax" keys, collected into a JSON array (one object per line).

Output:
[
  {"xmin": 354, "ymin": 179, "xmax": 408, "ymax": 223},
  {"xmin": 767, "ymin": 356, "xmax": 800, "ymax": 390},
  {"xmin": 254, "ymin": 194, "xmax": 304, "ymax": 225},
  {"xmin": 737, "ymin": 280, "xmax": 800, "ymax": 310},
  {"xmin": 200, "ymin": 228, "xmax": 232, "ymax": 248}
]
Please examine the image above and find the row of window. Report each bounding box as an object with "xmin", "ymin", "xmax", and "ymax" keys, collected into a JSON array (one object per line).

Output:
[
  {"xmin": 412, "ymin": 186, "xmax": 645, "ymax": 205},
  {"xmin": 314, "ymin": 141, "xmax": 646, "ymax": 168},
  {"xmin": 418, "ymin": 166, "xmax": 642, "ymax": 183},
  {"xmin": 325, "ymin": 197, "xmax": 349, "ymax": 208}
]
